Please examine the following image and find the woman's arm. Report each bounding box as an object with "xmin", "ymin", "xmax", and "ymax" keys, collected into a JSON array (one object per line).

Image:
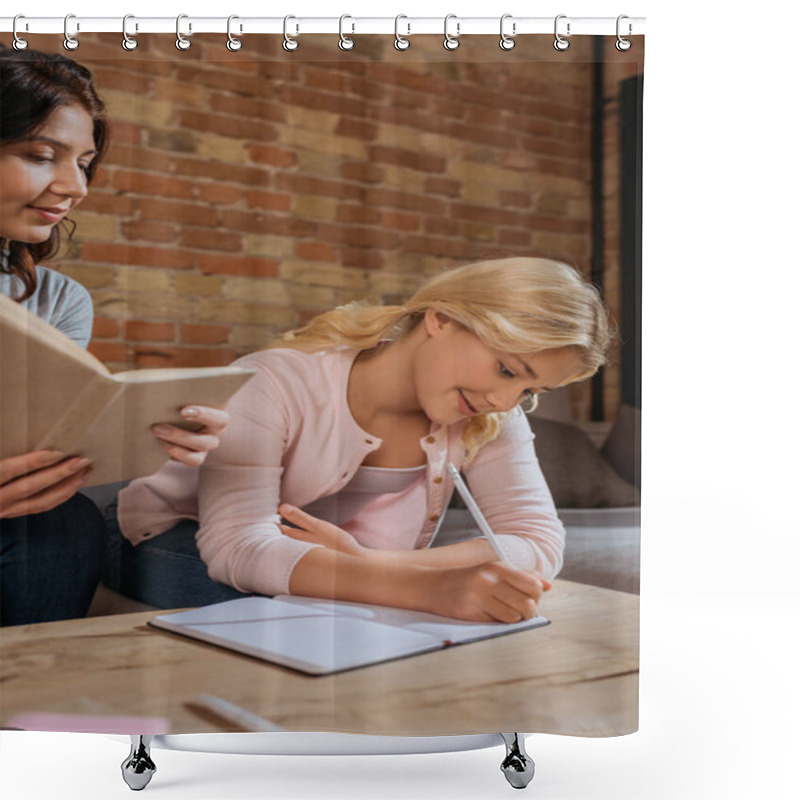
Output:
[{"xmin": 0, "ymin": 451, "xmax": 91, "ymax": 518}]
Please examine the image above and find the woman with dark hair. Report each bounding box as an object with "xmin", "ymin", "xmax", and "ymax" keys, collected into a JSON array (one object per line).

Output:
[{"xmin": 0, "ymin": 45, "xmax": 228, "ymax": 626}]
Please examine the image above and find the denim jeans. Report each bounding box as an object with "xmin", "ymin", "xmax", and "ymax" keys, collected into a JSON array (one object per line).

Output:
[
  {"xmin": 0, "ymin": 492, "xmax": 106, "ymax": 627},
  {"xmin": 102, "ymin": 506, "xmax": 250, "ymax": 609}
]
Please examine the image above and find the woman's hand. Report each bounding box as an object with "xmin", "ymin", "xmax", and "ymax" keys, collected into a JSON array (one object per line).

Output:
[
  {"xmin": 420, "ymin": 562, "xmax": 552, "ymax": 623},
  {"xmin": 151, "ymin": 406, "xmax": 230, "ymax": 468},
  {"xmin": 277, "ymin": 504, "xmax": 368, "ymax": 558},
  {"xmin": 0, "ymin": 451, "xmax": 92, "ymax": 519}
]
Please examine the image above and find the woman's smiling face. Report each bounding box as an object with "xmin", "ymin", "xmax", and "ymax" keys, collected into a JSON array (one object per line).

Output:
[
  {"xmin": 0, "ymin": 104, "xmax": 97, "ymax": 244},
  {"xmin": 412, "ymin": 309, "xmax": 583, "ymax": 426}
]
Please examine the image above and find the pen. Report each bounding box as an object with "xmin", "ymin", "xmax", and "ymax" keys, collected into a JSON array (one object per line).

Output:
[
  {"xmin": 446, "ymin": 462, "xmax": 509, "ymax": 564},
  {"xmin": 192, "ymin": 694, "xmax": 286, "ymax": 732}
]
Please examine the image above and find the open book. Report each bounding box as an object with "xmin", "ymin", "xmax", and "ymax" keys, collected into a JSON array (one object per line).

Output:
[
  {"xmin": 149, "ymin": 595, "xmax": 550, "ymax": 675},
  {"xmin": 0, "ymin": 293, "xmax": 255, "ymax": 486}
]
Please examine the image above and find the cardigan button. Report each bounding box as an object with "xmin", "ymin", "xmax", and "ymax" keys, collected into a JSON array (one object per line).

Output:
[
  {"xmin": 429, "ymin": 514, "xmax": 440, "ymax": 523},
  {"xmin": 142, "ymin": 532, "xmax": 152, "ymax": 538},
  {"xmin": 433, "ymin": 476, "xmax": 443, "ymax": 484},
  {"xmin": 425, "ymin": 435, "xmax": 435, "ymax": 444}
]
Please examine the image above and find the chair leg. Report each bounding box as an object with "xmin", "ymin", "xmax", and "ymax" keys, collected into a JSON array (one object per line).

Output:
[
  {"xmin": 500, "ymin": 733, "xmax": 535, "ymax": 789},
  {"xmin": 121, "ymin": 735, "xmax": 157, "ymax": 791}
]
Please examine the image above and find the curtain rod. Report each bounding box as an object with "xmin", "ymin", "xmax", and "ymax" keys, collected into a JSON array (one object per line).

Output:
[{"xmin": 0, "ymin": 16, "xmax": 646, "ymax": 38}]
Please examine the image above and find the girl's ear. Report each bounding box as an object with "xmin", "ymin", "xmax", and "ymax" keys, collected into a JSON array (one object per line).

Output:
[{"xmin": 423, "ymin": 308, "xmax": 452, "ymax": 337}]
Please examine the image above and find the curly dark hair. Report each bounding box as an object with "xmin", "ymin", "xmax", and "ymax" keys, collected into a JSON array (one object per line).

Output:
[{"xmin": 0, "ymin": 45, "xmax": 108, "ymax": 300}]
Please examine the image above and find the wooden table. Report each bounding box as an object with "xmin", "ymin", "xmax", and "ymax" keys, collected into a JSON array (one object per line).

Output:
[{"xmin": 0, "ymin": 580, "xmax": 638, "ymax": 737}]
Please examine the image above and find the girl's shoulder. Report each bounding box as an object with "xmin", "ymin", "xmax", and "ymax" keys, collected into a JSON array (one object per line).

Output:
[{"xmin": 232, "ymin": 346, "xmax": 356, "ymax": 392}]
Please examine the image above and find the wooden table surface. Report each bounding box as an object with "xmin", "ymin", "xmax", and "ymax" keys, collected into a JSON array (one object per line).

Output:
[{"xmin": 0, "ymin": 579, "xmax": 638, "ymax": 737}]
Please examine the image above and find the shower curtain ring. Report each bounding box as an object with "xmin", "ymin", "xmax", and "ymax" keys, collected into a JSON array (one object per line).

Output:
[
  {"xmin": 283, "ymin": 15, "xmax": 299, "ymax": 51},
  {"xmin": 443, "ymin": 14, "xmax": 460, "ymax": 51},
  {"xmin": 553, "ymin": 14, "xmax": 570, "ymax": 51},
  {"xmin": 499, "ymin": 14, "xmax": 516, "ymax": 50},
  {"xmin": 176, "ymin": 14, "xmax": 191, "ymax": 50},
  {"xmin": 394, "ymin": 15, "xmax": 410, "ymax": 50},
  {"xmin": 339, "ymin": 14, "xmax": 355, "ymax": 50},
  {"xmin": 12, "ymin": 15, "xmax": 28, "ymax": 50},
  {"xmin": 227, "ymin": 15, "xmax": 243, "ymax": 51},
  {"xmin": 122, "ymin": 15, "xmax": 138, "ymax": 50},
  {"xmin": 64, "ymin": 14, "xmax": 79, "ymax": 51},
  {"xmin": 616, "ymin": 15, "xmax": 632, "ymax": 51}
]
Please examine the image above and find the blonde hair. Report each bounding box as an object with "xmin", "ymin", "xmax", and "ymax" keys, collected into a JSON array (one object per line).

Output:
[{"xmin": 277, "ymin": 257, "xmax": 612, "ymax": 460}]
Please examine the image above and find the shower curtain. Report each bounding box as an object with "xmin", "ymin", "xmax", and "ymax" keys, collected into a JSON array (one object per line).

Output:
[{"xmin": 0, "ymin": 21, "xmax": 643, "ymax": 742}]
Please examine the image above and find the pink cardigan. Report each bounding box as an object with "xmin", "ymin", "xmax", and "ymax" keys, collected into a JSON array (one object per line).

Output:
[{"xmin": 118, "ymin": 347, "xmax": 565, "ymax": 596}]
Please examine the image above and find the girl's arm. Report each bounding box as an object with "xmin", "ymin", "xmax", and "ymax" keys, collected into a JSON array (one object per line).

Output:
[{"xmin": 288, "ymin": 545, "xmax": 550, "ymax": 623}]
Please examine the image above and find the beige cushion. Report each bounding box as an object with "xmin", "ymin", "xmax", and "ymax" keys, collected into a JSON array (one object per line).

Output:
[{"xmin": 530, "ymin": 417, "xmax": 640, "ymax": 508}]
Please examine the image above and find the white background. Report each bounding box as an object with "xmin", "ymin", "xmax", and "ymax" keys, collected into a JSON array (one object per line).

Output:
[{"xmin": 2, "ymin": 1, "xmax": 799, "ymax": 798}]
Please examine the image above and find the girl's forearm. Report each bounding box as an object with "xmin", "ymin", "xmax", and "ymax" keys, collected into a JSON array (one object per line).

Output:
[
  {"xmin": 364, "ymin": 538, "xmax": 497, "ymax": 569},
  {"xmin": 288, "ymin": 546, "xmax": 433, "ymax": 611}
]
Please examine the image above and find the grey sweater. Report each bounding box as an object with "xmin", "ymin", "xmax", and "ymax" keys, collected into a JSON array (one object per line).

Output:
[{"xmin": 0, "ymin": 254, "xmax": 93, "ymax": 349}]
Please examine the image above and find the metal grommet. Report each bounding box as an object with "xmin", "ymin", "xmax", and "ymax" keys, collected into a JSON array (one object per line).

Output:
[
  {"xmin": 553, "ymin": 14, "xmax": 570, "ymax": 51},
  {"xmin": 616, "ymin": 14, "xmax": 632, "ymax": 51},
  {"xmin": 394, "ymin": 14, "xmax": 410, "ymax": 51},
  {"xmin": 12, "ymin": 15, "xmax": 28, "ymax": 51},
  {"xmin": 122, "ymin": 14, "xmax": 138, "ymax": 50},
  {"xmin": 227, "ymin": 15, "xmax": 243, "ymax": 51},
  {"xmin": 283, "ymin": 15, "xmax": 299, "ymax": 51},
  {"xmin": 443, "ymin": 13, "xmax": 460, "ymax": 51},
  {"xmin": 64, "ymin": 14, "xmax": 79, "ymax": 51},
  {"xmin": 176, "ymin": 14, "xmax": 192, "ymax": 51},
  {"xmin": 499, "ymin": 13, "xmax": 516, "ymax": 51},
  {"xmin": 339, "ymin": 14, "xmax": 355, "ymax": 51}
]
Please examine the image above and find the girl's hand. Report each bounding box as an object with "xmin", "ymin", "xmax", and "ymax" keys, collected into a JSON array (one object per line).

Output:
[
  {"xmin": 421, "ymin": 562, "xmax": 552, "ymax": 623},
  {"xmin": 0, "ymin": 451, "xmax": 92, "ymax": 519},
  {"xmin": 277, "ymin": 504, "xmax": 368, "ymax": 558},
  {"xmin": 151, "ymin": 406, "xmax": 230, "ymax": 467}
]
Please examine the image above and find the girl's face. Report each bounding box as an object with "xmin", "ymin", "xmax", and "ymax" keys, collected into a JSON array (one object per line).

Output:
[
  {"xmin": 413, "ymin": 310, "xmax": 583, "ymax": 426},
  {"xmin": 0, "ymin": 104, "xmax": 96, "ymax": 244}
]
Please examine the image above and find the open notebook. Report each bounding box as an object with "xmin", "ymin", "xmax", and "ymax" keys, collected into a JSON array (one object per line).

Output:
[{"xmin": 150, "ymin": 595, "xmax": 550, "ymax": 675}]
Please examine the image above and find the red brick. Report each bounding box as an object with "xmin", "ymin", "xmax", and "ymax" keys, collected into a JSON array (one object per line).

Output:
[
  {"xmin": 335, "ymin": 118, "xmax": 378, "ymax": 141},
  {"xmin": 401, "ymin": 236, "xmax": 477, "ymax": 259},
  {"xmin": 341, "ymin": 249, "xmax": 384, "ymax": 270},
  {"xmin": 451, "ymin": 203, "xmax": 524, "ymax": 228},
  {"xmin": 303, "ymin": 67, "xmax": 349, "ymax": 93},
  {"xmin": 179, "ymin": 229, "xmax": 241, "ymax": 252},
  {"xmin": 125, "ymin": 321, "xmax": 176, "ymax": 342},
  {"xmin": 341, "ymin": 162, "xmax": 385, "ymax": 183},
  {"xmin": 314, "ymin": 223, "xmax": 399, "ymax": 250},
  {"xmin": 249, "ymin": 144, "xmax": 296, "ymax": 168},
  {"xmin": 105, "ymin": 144, "xmax": 175, "ymax": 173},
  {"xmin": 79, "ymin": 191, "xmax": 136, "ymax": 217},
  {"xmin": 498, "ymin": 190, "xmax": 533, "ymax": 209},
  {"xmin": 276, "ymin": 85, "xmax": 367, "ymax": 119},
  {"xmin": 365, "ymin": 188, "xmax": 445, "ymax": 216},
  {"xmin": 92, "ymin": 317, "xmax": 120, "ymax": 339},
  {"xmin": 379, "ymin": 211, "xmax": 421, "ymax": 232},
  {"xmin": 199, "ymin": 184, "xmax": 244, "ymax": 205},
  {"xmin": 368, "ymin": 146, "xmax": 445, "ymax": 174},
  {"xmin": 112, "ymin": 170, "xmax": 196, "ymax": 200},
  {"xmin": 181, "ymin": 324, "xmax": 230, "ymax": 345},
  {"xmin": 106, "ymin": 120, "xmax": 142, "ymax": 146},
  {"xmin": 179, "ymin": 111, "xmax": 279, "ymax": 143},
  {"xmin": 197, "ymin": 254, "xmax": 278, "ymax": 278},
  {"xmin": 296, "ymin": 242, "xmax": 337, "ymax": 262},
  {"xmin": 88, "ymin": 341, "xmax": 127, "ymax": 363},
  {"xmin": 498, "ymin": 230, "xmax": 532, "ymax": 247},
  {"xmin": 92, "ymin": 66, "xmax": 151, "ymax": 95},
  {"xmin": 366, "ymin": 63, "xmax": 449, "ymax": 96},
  {"xmin": 173, "ymin": 157, "xmax": 267, "ymax": 186},
  {"xmin": 275, "ymin": 174, "xmax": 364, "ymax": 202},
  {"xmin": 424, "ymin": 177, "xmax": 461, "ymax": 198},
  {"xmin": 81, "ymin": 243, "xmax": 194, "ymax": 269},
  {"xmin": 337, "ymin": 205, "xmax": 380, "ymax": 225},
  {"xmin": 134, "ymin": 346, "xmax": 238, "ymax": 369},
  {"xmin": 138, "ymin": 198, "xmax": 219, "ymax": 227},
  {"xmin": 424, "ymin": 218, "xmax": 459, "ymax": 237},
  {"xmin": 209, "ymin": 93, "xmax": 287, "ymax": 124},
  {"xmin": 121, "ymin": 220, "xmax": 178, "ymax": 243},
  {"xmin": 245, "ymin": 191, "xmax": 291, "ymax": 212}
]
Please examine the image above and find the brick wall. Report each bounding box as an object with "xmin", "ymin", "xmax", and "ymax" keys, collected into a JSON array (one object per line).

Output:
[{"xmin": 26, "ymin": 32, "xmax": 642, "ymax": 422}]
